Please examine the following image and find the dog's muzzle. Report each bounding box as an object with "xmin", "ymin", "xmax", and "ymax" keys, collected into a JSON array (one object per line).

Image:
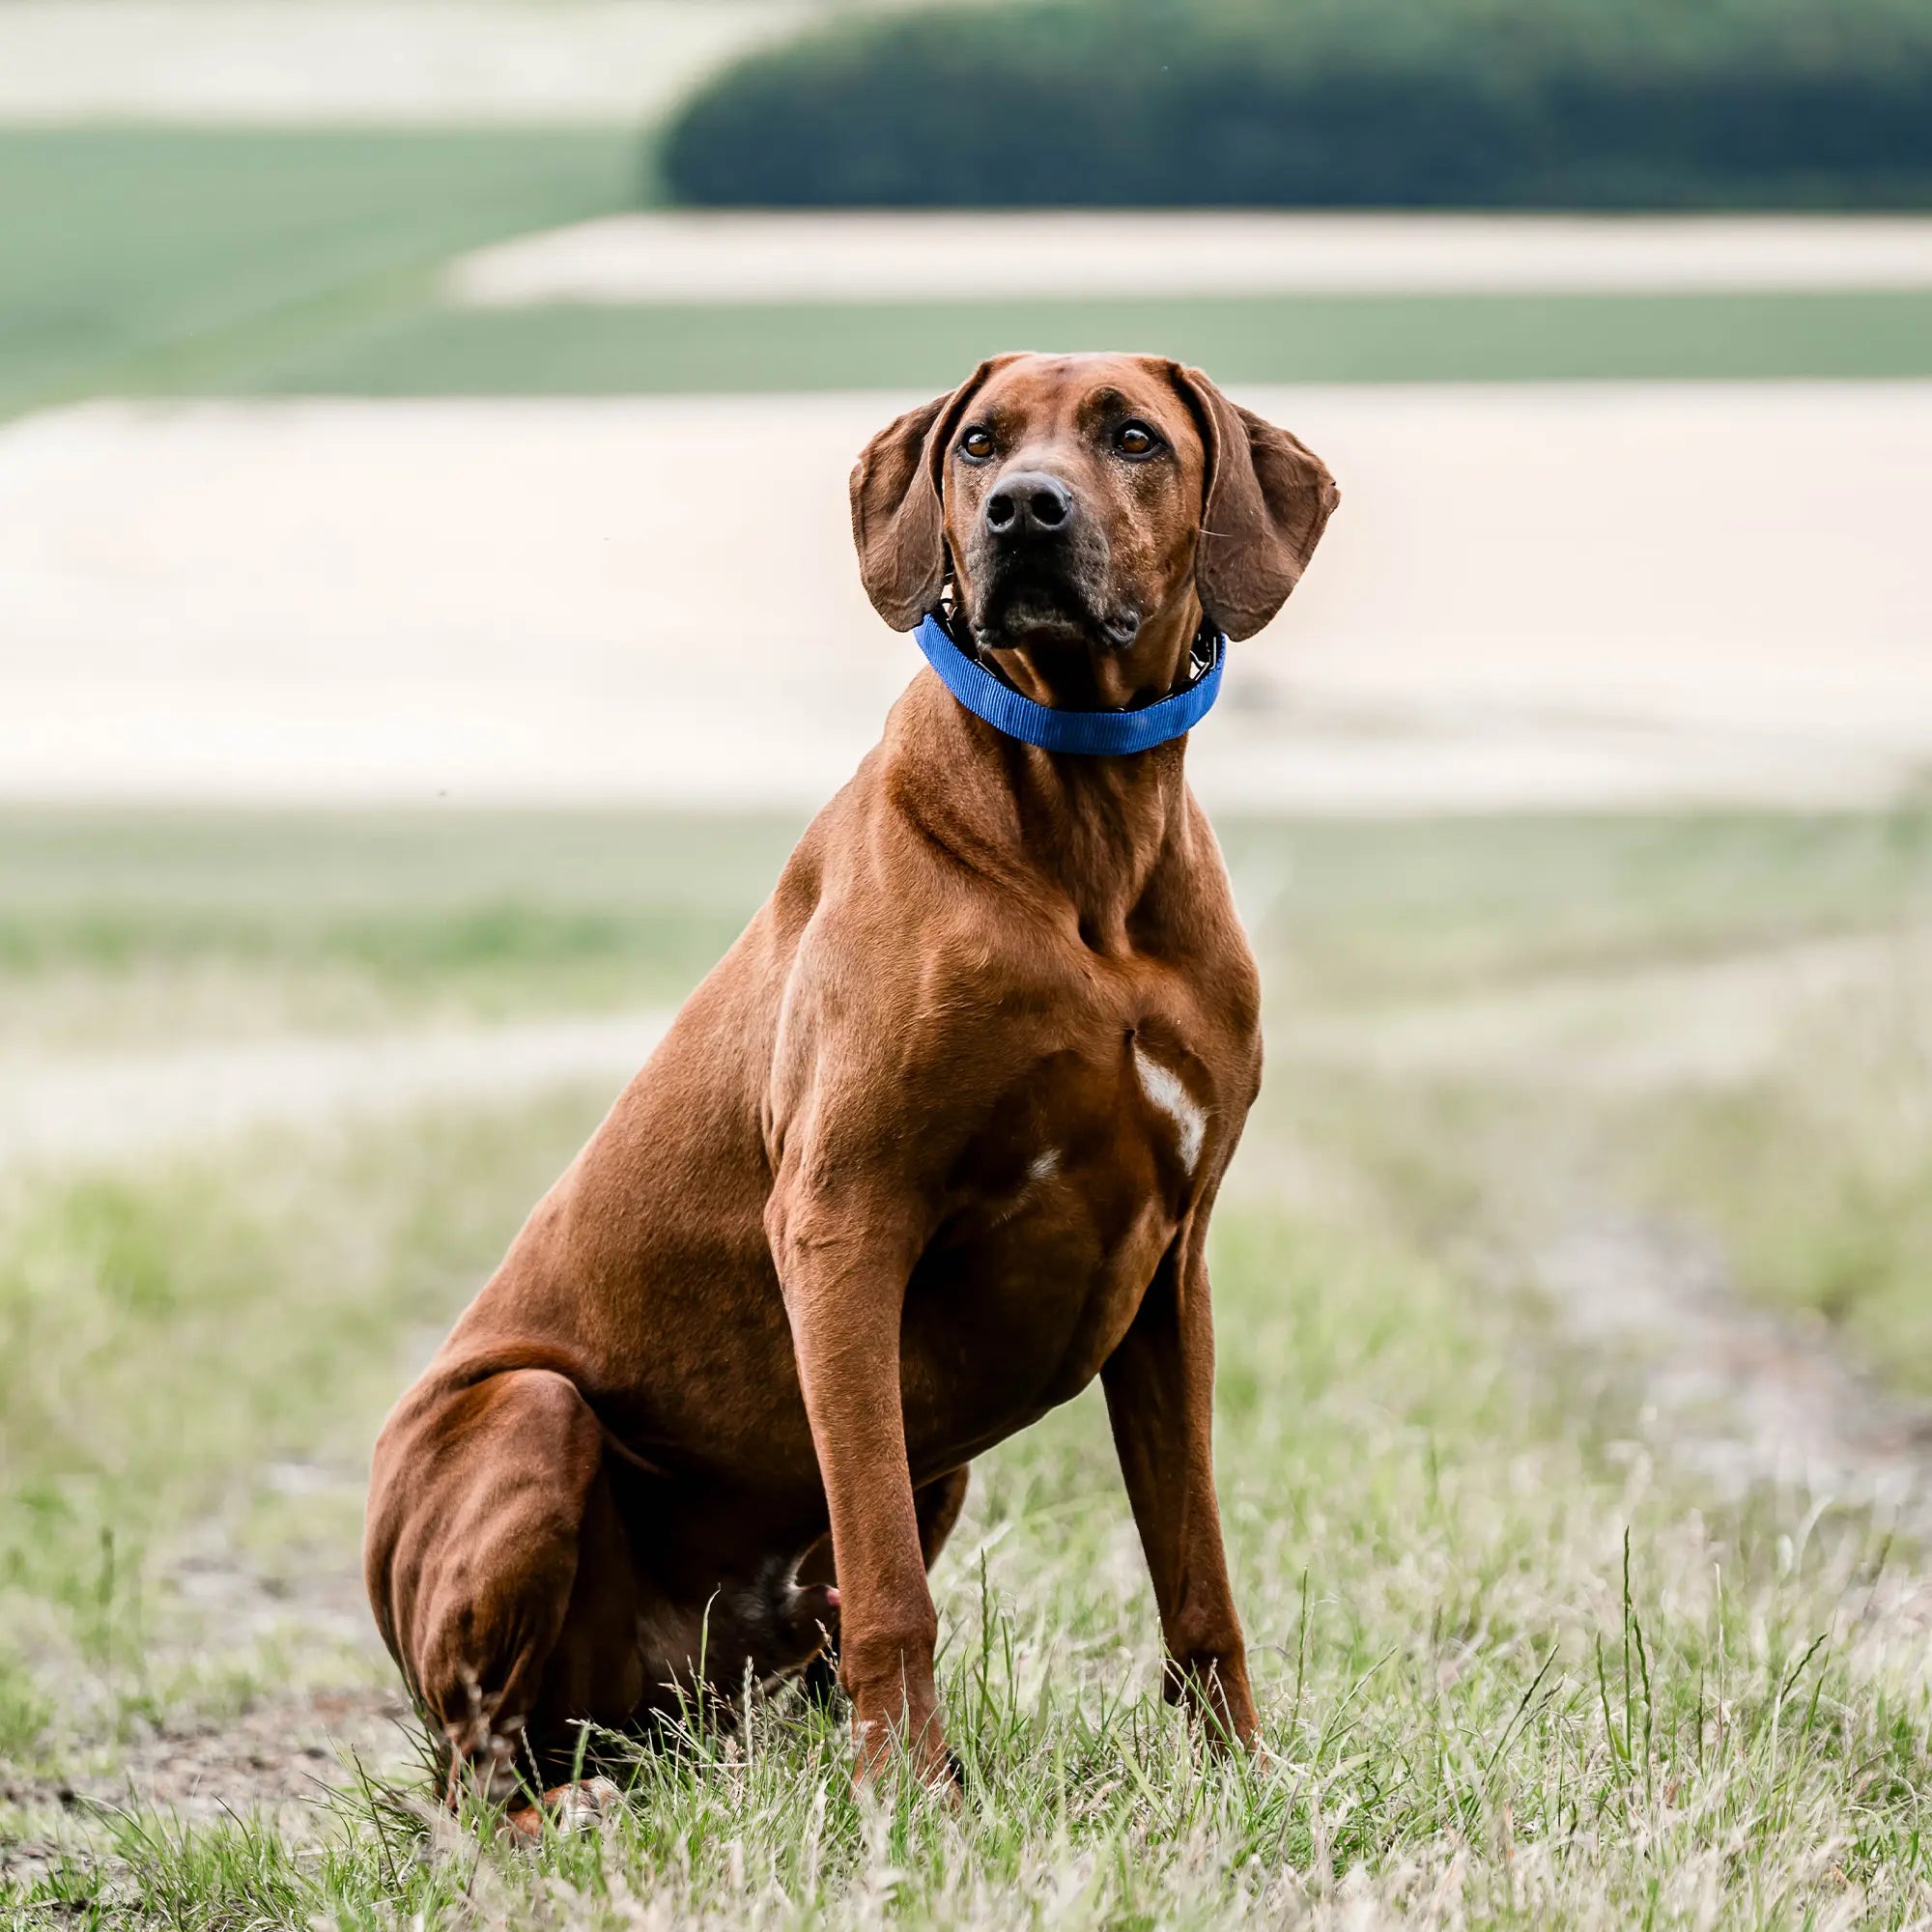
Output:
[{"xmin": 970, "ymin": 472, "xmax": 1124, "ymax": 647}]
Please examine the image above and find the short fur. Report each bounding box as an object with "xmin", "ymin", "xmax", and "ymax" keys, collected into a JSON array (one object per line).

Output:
[{"xmin": 364, "ymin": 354, "xmax": 1337, "ymax": 1815}]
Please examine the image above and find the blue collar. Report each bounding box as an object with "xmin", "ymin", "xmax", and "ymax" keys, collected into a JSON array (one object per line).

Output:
[{"xmin": 912, "ymin": 612, "xmax": 1226, "ymax": 756}]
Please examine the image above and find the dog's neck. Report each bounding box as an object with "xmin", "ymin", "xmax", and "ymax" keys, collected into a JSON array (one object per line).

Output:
[
  {"xmin": 985, "ymin": 728, "xmax": 1193, "ymax": 949},
  {"xmin": 892, "ymin": 636, "xmax": 1202, "ymax": 951}
]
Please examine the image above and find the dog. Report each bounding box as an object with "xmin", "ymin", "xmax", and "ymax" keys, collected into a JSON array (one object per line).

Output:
[{"xmin": 364, "ymin": 353, "xmax": 1337, "ymax": 1826}]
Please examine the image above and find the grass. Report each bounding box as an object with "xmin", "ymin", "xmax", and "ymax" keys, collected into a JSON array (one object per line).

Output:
[
  {"xmin": 5, "ymin": 126, "xmax": 1931, "ymax": 422},
  {"xmin": 7, "ymin": 805, "xmax": 1931, "ymax": 1045},
  {"xmin": 1218, "ymin": 807, "xmax": 1932, "ymax": 1006},
  {"xmin": 0, "ymin": 1090, "xmax": 612, "ymax": 1766},
  {"xmin": 0, "ymin": 807, "xmax": 807, "ymax": 1045},
  {"xmin": 3, "ymin": 1093, "xmax": 1929, "ymax": 1925},
  {"xmin": 3, "ymin": 804, "xmax": 1932, "ymax": 1924},
  {"xmin": 0, "ymin": 128, "xmax": 640, "ymax": 420},
  {"xmin": 257, "ymin": 287, "xmax": 1932, "ymax": 395},
  {"xmin": 1621, "ymin": 953, "xmax": 1932, "ymax": 1399}
]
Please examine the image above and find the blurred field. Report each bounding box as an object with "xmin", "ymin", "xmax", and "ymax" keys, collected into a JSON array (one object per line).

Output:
[
  {"xmin": 249, "ymin": 287, "xmax": 1932, "ymax": 394},
  {"xmin": 2, "ymin": 805, "xmax": 1929, "ymax": 1028},
  {"xmin": 0, "ymin": 809, "xmax": 797, "ymax": 1045},
  {"xmin": 0, "ymin": 128, "xmax": 638, "ymax": 419},
  {"xmin": 5, "ymin": 803, "xmax": 1931, "ymax": 1393},
  {"xmin": 0, "ymin": 1, "xmax": 810, "ymax": 125},
  {"xmin": 7, "ymin": 384, "xmax": 1928, "ymax": 812},
  {"xmin": 448, "ymin": 212, "xmax": 1932, "ymax": 301},
  {"xmin": 6, "ymin": 128, "xmax": 1932, "ymax": 425}
]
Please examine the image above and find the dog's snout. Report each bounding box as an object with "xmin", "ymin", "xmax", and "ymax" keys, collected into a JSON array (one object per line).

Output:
[{"xmin": 984, "ymin": 470, "xmax": 1074, "ymax": 540}]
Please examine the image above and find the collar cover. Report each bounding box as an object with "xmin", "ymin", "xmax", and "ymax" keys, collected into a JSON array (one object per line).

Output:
[{"xmin": 912, "ymin": 613, "xmax": 1226, "ymax": 756}]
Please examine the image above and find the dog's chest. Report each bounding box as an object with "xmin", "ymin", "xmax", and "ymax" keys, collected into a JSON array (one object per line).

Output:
[
  {"xmin": 995, "ymin": 1022, "xmax": 1217, "ymax": 1212},
  {"xmin": 899, "ymin": 1001, "xmax": 1252, "ymax": 1452}
]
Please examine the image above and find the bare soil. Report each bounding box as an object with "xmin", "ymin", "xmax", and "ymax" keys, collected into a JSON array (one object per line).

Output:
[{"xmin": 4, "ymin": 387, "xmax": 1927, "ymax": 810}]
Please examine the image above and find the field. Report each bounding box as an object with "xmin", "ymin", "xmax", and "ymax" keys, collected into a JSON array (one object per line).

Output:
[
  {"xmin": 0, "ymin": 129, "xmax": 639, "ymax": 420},
  {"xmin": 7, "ymin": 61, "xmax": 1932, "ymax": 1924},
  {"xmin": 4, "ymin": 805, "xmax": 1932, "ymax": 1926},
  {"xmin": 9, "ymin": 384, "xmax": 1928, "ymax": 815},
  {"xmin": 5, "ymin": 128, "xmax": 1932, "ymax": 424}
]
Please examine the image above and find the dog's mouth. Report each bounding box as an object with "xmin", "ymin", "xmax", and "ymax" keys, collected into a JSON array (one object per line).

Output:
[{"xmin": 967, "ymin": 563, "xmax": 1141, "ymax": 654}]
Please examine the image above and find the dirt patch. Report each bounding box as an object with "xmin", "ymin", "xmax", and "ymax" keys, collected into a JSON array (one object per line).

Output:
[
  {"xmin": 450, "ymin": 210, "xmax": 1932, "ymax": 306},
  {"xmin": 5, "ymin": 390, "xmax": 1927, "ymax": 810},
  {"xmin": 85, "ymin": 1687, "xmax": 417, "ymax": 1817},
  {"xmin": 1, "ymin": 1687, "xmax": 423, "ymax": 1890},
  {"xmin": 0, "ymin": 1010, "xmax": 666, "ymax": 1171},
  {"xmin": 1539, "ymin": 1213, "xmax": 1932, "ymax": 1548}
]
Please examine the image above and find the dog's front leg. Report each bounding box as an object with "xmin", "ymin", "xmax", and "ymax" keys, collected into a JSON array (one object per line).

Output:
[
  {"xmin": 1101, "ymin": 1216, "xmax": 1261, "ymax": 1752},
  {"xmin": 768, "ymin": 1182, "xmax": 950, "ymax": 1792}
]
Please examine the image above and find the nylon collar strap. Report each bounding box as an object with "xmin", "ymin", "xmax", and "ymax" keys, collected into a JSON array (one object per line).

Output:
[{"xmin": 912, "ymin": 612, "xmax": 1226, "ymax": 756}]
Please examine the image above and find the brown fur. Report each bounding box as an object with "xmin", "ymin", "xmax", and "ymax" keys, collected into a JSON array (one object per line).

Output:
[{"xmin": 364, "ymin": 354, "xmax": 1338, "ymax": 1804}]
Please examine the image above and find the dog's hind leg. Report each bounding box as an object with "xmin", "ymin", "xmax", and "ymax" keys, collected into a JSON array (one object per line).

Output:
[{"xmin": 364, "ymin": 1366, "xmax": 645, "ymax": 1804}]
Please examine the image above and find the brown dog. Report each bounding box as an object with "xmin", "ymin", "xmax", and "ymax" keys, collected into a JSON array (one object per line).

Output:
[{"xmin": 364, "ymin": 353, "xmax": 1337, "ymax": 1817}]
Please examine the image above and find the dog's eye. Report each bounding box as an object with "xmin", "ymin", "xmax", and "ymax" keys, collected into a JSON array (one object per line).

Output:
[
  {"xmin": 959, "ymin": 427, "xmax": 996, "ymax": 463},
  {"xmin": 1115, "ymin": 421, "xmax": 1160, "ymax": 459}
]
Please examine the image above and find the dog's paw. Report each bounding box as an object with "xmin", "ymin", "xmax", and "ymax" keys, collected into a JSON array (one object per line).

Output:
[
  {"xmin": 848, "ymin": 1714, "xmax": 962, "ymax": 1806},
  {"xmin": 501, "ymin": 1776, "xmax": 623, "ymax": 1843}
]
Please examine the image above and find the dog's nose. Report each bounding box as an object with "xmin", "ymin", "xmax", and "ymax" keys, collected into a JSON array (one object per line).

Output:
[{"xmin": 984, "ymin": 470, "xmax": 1074, "ymax": 541}]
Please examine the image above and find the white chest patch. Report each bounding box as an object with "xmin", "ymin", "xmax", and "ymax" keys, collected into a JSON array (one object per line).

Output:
[{"xmin": 1132, "ymin": 1042, "xmax": 1207, "ymax": 1174}]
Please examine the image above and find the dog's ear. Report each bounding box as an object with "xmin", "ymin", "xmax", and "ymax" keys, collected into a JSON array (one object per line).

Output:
[
  {"xmin": 1170, "ymin": 364, "xmax": 1339, "ymax": 641},
  {"xmin": 849, "ymin": 358, "xmax": 1011, "ymax": 631}
]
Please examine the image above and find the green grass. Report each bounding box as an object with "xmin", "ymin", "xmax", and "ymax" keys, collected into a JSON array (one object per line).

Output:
[
  {"xmin": 8, "ymin": 805, "xmax": 1930, "ymax": 1045},
  {"xmin": 5, "ymin": 805, "xmax": 1932, "ymax": 1922},
  {"xmin": 3, "ymin": 1093, "xmax": 1929, "ymax": 1924},
  {"xmin": 0, "ymin": 128, "xmax": 640, "ymax": 419},
  {"xmin": 1622, "ymin": 966, "xmax": 1932, "ymax": 1399},
  {"xmin": 0, "ymin": 1090, "xmax": 612, "ymax": 1768},
  {"xmin": 0, "ymin": 807, "xmax": 807, "ymax": 1045},
  {"xmin": 257, "ymin": 288, "xmax": 1932, "ymax": 395},
  {"xmin": 5, "ymin": 128, "xmax": 1931, "ymax": 420},
  {"xmin": 1219, "ymin": 807, "xmax": 1932, "ymax": 1004},
  {"xmin": 8, "ymin": 800, "xmax": 1932, "ymax": 1396}
]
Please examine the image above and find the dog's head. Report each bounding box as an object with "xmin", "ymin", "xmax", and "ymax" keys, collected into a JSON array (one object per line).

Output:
[{"xmin": 851, "ymin": 353, "xmax": 1338, "ymax": 707}]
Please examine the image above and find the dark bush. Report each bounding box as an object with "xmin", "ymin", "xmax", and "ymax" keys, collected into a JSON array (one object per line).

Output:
[{"xmin": 661, "ymin": 0, "xmax": 1932, "ymax": 209}]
